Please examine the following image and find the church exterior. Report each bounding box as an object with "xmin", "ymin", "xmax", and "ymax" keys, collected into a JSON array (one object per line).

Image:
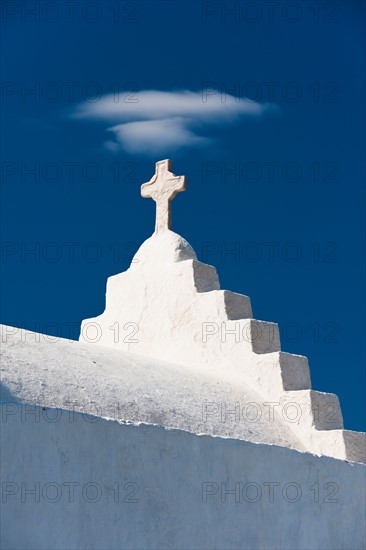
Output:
[{"xmin": 1, "ymin": 160, "xmax": 365, "ymax": 549}]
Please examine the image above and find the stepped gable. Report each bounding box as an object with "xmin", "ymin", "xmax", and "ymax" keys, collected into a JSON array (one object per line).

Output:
[
  {"xmin": 0, "ymin": 159, "xmax": 364, "ymax": 464},
  {"xmin": 77, "ymin": 159, "xmax": 365, "ymax": 464}
]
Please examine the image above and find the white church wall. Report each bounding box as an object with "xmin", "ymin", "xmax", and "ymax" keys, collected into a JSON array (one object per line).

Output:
[{"xmin": 1, "ymin": 405, "xmax": 364, "ymax": 550}]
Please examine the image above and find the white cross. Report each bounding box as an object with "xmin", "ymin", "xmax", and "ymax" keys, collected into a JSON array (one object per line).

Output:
[{"xmin": 141, "ymin": 159, "xmax": 186, "ymax": 233}]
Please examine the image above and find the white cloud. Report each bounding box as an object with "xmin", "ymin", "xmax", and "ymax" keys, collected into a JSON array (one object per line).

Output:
[
  {"xmin": 72, "ymin": 89, "xmax": 278, "ymax": 155},
  {"xmin": 107, "ymin": 118, "xmax": 209, "ymax": 155}
]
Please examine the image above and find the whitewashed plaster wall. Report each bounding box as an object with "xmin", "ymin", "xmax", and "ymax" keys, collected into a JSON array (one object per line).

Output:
[{"xmin": 1, "ymin": 407, "xmax": 365, "ymax": 550}]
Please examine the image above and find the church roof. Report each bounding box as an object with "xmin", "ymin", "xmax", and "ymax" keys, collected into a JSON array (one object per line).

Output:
[
  {"xmin": 1, "ymin": 160, "xmax": 365, "ymax": 464},
  {"xmin": 0, "ymin": 324, "xmax": 304, "ymax": 451}
]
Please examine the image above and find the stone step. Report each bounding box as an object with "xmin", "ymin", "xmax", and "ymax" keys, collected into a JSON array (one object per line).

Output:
[
  {"xmin": 310, "ymin": 390, "xmax": 344, "ymax": 430},
  {"xmin": 248, "ymin": 320, "xmax": 280, "ymax": 354},
  {"xmin": 280, "ymin": 390, "xmax": 343, "ymax": 431},
  {"xmin": 222, "ymin": 291, "xmax": 253, "ymax": 320},
  {"xmin": 218, "ymin": 319, "xmax": 281, "ymax": 354},
  {"xmin": 198, "ymin": 290, "xmax": 253, "ymax": 321},
  {"xmin": 299, "ymin": 429, "xmax": 366, "ymax": 464},
  {"xmin": 277, "ymin": 352, "xmax": 311, "ymax": 391},
  {"xmin": 342, "ymin": 430, "xmax": 366, "ymax": 463},
  {"xmin": 200, "ymin": 319, "xmax": 280, "ymax": 359},
  {"xmin": 252, "ymin": 352, "xmax": 311, "ymax": 400},
  {"xmin": 184, "ymin": 259, "xmax": 220, "ymax": 293}
]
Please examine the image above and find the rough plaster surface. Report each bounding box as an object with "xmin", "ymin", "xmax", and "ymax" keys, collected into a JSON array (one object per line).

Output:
[
  {"xmin": 0, "ymin": 325, "xmax": 304, "ymax": 450},
  {"xmin": 78, "ymin": 230, "xmax": 365, "ymax": 464},
  {"xmin": 1, "ymin": 409, "xmax": 365, "ymax": 550}
]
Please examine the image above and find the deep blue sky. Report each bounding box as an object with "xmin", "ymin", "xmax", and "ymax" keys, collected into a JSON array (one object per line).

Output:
[{"xmin": 1, "ymin": 1, "xmax": 365, "ymax": 431}]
